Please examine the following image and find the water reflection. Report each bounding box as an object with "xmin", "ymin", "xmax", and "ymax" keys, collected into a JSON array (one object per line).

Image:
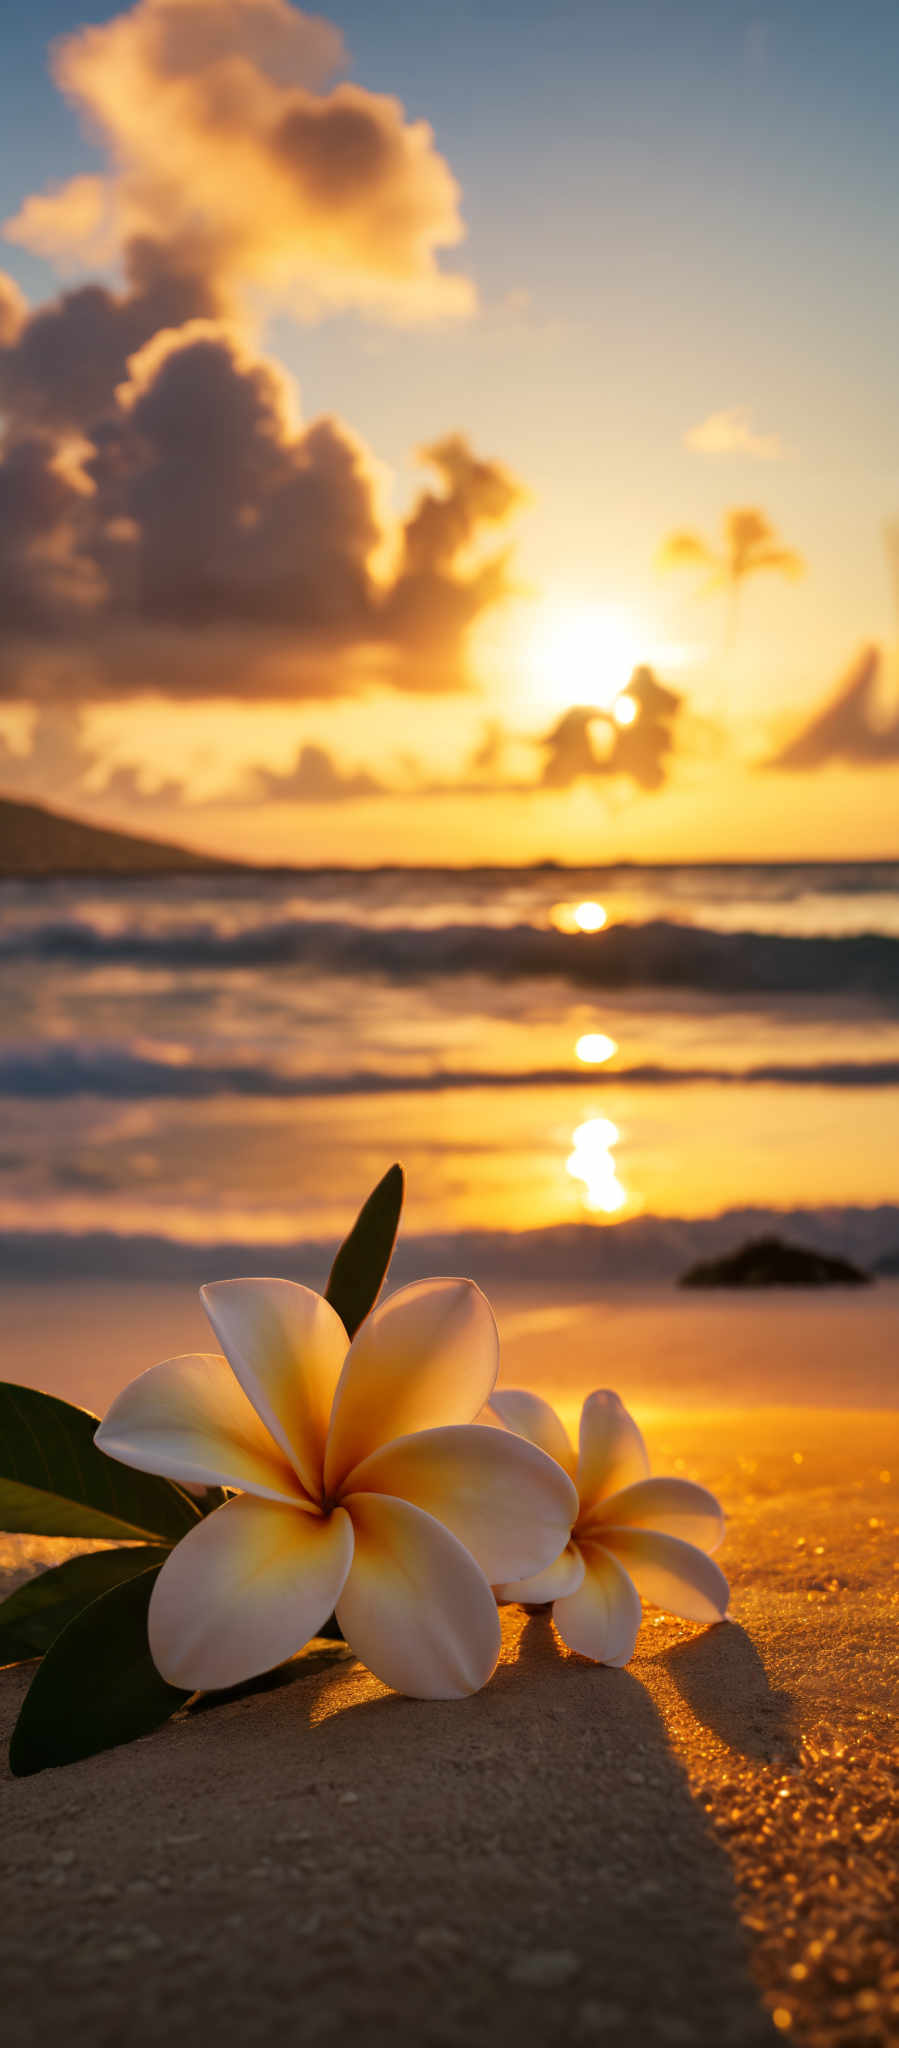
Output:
[
  {"xmin": 575, "ymin": 1031, "xmax": 617, "ymax": 1064},
  {"xmin": 550, "ymin": 899, "xmax": 607, "ymax": 934},
  {"xmin": 566, "ymin": 1116, "xmax": 628, "ymax": 1213}
]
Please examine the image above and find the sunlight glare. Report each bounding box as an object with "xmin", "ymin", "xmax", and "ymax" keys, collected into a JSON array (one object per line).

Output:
[
  {"xmin": 575, "ymin": 1032, "xmax": 618, "ymax": 1064},
  {"xmin": 566, "ymin": 1117, "xmax": 628, "ymax": 1213},
  {"xmin": 575, "ymin": 900, "xmax": 606, "ymax": 933},
  {"xmin": 613, "ymin": 693, "xmax": 638, "ymax": 727},
  {"xmin": 550, "ymin": 899, "xmax": 608, "ymax": 934},
  {"xmin": 524, "ymin": 600, "xmax": 644, "ymax": 713}
]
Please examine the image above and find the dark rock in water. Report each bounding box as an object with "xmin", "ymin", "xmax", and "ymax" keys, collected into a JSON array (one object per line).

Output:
[
  {"xmin": 680, "ymin": 1234, "xmax": 871, "ymax": 1289},
  {"xmin": 875, "ymin": 1247, "xmax": 899, "ymax": 1276}
]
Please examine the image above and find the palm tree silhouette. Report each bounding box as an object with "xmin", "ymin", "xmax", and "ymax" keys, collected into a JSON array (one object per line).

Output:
[{"xmin": 658, "ymin": 507, "xmax": 803, "ymax": 644}]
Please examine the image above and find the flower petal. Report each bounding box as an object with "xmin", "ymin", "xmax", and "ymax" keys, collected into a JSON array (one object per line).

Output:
[
  {"xmin": 577, "ymin": 1390, "xmax": 649, "ymax": 1513},
  {"xmin": 552, "ymin": 1544, "xmax": 642, "ymax": 1665},
  {"xmin": 324, "ymin": 1278, "xmax": 499, "ymax": 1494},
  {"xmin": 587, "ymin": 1476, "xmax": 725, "ymax": 1552},
  {"xmin": 495, "ymin": 1542, "xmax": 586, "ymax": 1606},
  {"xmin": 337, "ymin": 1492, "xmax": 501, "ymax": 1699},
  {"xmin": 343, "ymin": 1425, "xmax": 578, "ymax": 1584},
  {"xmin": 148, "ymin": 1494, "xmax": 354, "ymax": 1691},
  {"xmin": 599, "ymin": 1527, "xmax": 729, "ymax": 1623},
  {"xmin": 201, "ymin": 1279, "xmax": 348, "ymax": 1499},
  {"xmin": 96, "ymin": 1352, "xmax": 310, "ymax": 1505},
  {"xmin": 489, "ymin": 1389, "xmax": 577, "ymax": 1478}
]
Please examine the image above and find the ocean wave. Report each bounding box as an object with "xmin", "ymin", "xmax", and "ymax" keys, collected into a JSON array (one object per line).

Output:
[
  {"xmin": 1, "ymin": 1204, "xmax": 898, "ymax": 1285},
  {"xmin": 4, "ymin": 914, "xmax": 899, "ymax": 1004},
  {"xmin": 3, "ymin": 1043, "xmax": 899, "ymax": 1098}
]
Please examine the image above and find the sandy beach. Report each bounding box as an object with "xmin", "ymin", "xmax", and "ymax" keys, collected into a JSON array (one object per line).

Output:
[{"xmin": 2, "ymin": 1294, "xmax": 896, "ymax": 2048}]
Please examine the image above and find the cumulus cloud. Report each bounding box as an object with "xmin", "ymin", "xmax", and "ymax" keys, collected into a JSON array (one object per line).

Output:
[
  {"xmin": 0, "ymin": 7, "xmax": 534, "ymax": 713},
  {"xmin": 0, "ymin": 321, "xmax": 524, "ymax": 701},
  {"xmin": 0, "ymin": 244, "xmax": 216, "ymax": 434},
  {"xmin": 684, "ymin": 407, "xmax": 785, "ymax": 461},
  {"xmin": 5, "ymin": 0, "xmax": 472, "ymax": 325},
  {"xmin": 767, "ymin": 646, "xmax": 899, "ymax": 770},
  {"xmin": 0, "ymin": 270, "xmax": 27, "ymax": 346}
]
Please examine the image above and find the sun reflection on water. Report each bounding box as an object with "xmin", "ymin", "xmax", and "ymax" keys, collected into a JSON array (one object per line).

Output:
[
  {"xmin": 575, "ymin": 1031, "xmax": 617, "ymax": 1064},
  {"xmin": 566, "ymin": 1116, "xmax": 628, "ymax": 1213},
  {"xmin": 550, "ymin": 899, "xmax": 607, "ymax": 934}
]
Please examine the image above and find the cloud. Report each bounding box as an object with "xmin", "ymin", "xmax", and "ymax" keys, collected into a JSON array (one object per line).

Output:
[
  {"xmin": 539, "ymin": 668, "xmax": 683, "ymax": 793},
  {"xmin": 1, "ymin": 671, "xmax": 685, "ymax": 816},
  {"xmin": 0, "ymin": 322, "xmax": 525, "ymax": 701},
  {"xmin": 0, "ymin": 271, "xmax": 27, "ymax": 346},
  {"xmin": 378, "ymin": 435, "xmax": 526, "ymax": 686},
  {"xmin": 0, "ymin": 245, "xmax": 216, "ymax": 434},
  {"xmin": 5, "ymin": 0, "xmax": 472, "ymax": 326},
  {"xmin": 246, "ymin": 741, "xmax": 387, "ymax": 802},
  {"xmin": 767, "ymin": 646, "xmax": 899, "ymax": 770},
  {"xmin": 0, "ymin": 8, "xmax": 531, "ymax": 711},
  {"xmin": 684, "ymin": 407, "xmax": 785, "ymax": 461}
]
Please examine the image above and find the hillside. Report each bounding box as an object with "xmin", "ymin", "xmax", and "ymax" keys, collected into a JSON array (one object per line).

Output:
[{"xmin": 0, "ymin": 795, "xmax": 235, "ymax": 878}]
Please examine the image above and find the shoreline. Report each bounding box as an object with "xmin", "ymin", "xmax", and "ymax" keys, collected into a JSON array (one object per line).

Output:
[{"xmin": 0, "ymin": 1279, "xmax": 895, "ymax": 1419}]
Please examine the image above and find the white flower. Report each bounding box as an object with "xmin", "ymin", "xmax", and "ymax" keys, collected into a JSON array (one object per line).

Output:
[
  {"xmin": 96, "ymin": 1277, "xmax": 578, "ymax": 1700},
  {"xmin": 490, "ymin": 1388, "xmax": 728, "ymax": 1665}
]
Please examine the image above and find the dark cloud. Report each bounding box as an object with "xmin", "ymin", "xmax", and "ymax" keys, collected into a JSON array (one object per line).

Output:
[
  {"xmin": 767, "ymin": 646, "xmax": 899, "ymax": 770},
  {"xmin": 0, "ymin": 4, "xmax": 516, "ymax": 710},
  {"xmin": 0, "ymin": 322, "xmax": 525, "ymax": 702},
  {"xmin": 0, "ymin": 244, "xmax": 215, "ymax": 436},
  {"xmin": 0, "ymin": 436, "xmax": 100, "ymax": 633}
]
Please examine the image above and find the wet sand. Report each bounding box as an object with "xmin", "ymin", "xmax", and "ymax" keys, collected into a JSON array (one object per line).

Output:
[{"xmin": 1, "ymin": 1299, "xmax": 897, "ymax": 2048}]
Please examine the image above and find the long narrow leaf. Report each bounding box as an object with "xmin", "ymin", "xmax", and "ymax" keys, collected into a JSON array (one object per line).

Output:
[
  {"xmin": 325, "ymin": 1162, "xmax": 404, "ymax": 1338},
  {"xmin": 0, "ymin": 1544, "xmax": 170, "ymax": 1665},
  {"xmin": 0, "ymin": 1382, "xmax": 201, "ymax": 1542},
  {"xmin": 9, "ymin": 1564, "xmax": 189, "ymax": 1775}
]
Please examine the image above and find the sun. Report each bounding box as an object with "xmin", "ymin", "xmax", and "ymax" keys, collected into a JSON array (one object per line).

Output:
[
  {"xmin": 469, "ymin": 591, "xmax": 685, "ymax": 729},
  {"xmin": 523, "ymin": 600, "xmax": 644, "ymax": 715}
]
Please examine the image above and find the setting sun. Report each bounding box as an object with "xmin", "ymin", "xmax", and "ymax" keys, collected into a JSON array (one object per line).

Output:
[{"xmin": 523, "ymin": 600, "xmax": 645, "ymax": 713}]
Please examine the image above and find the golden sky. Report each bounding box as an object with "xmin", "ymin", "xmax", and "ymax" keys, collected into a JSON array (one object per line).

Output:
[{"xmin": 1, "ymin": 0, "xmax": 898, "ymax": 861}]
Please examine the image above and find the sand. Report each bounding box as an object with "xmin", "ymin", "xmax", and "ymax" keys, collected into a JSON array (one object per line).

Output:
[{"xmin": 1, "ymin": 1297, "xmax": 897, "ymax": 2048}]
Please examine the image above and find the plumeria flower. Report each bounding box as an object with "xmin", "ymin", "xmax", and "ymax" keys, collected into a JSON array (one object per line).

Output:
[
  {"xmin": 489, "ymin": 1387, "xmax": 728, "ymax": 1666},
  {"xmin": 96, "ymin": 1277, "xmax": 578, "ymax": 1700}
]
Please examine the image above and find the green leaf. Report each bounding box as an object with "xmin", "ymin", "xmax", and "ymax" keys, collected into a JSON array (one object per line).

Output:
[
  {"xmin": 325, "ymin": 1162, "xmax": 405, "ymax": 1339},
  {"xmin": 0, "ymin": 1544, "xmax": 170, "ymax": 1665},
  {"xmin": 0, "ymin": 1382, "xmax": 201, "ymax": 1542},
  {"xmin": 9, "ymin": 1564, "xmax": 189, "ymax": 1775}
]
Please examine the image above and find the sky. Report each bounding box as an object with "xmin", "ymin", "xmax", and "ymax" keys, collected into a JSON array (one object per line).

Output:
[{"xmin": 0, "ymin": 0, "xmax": 898, "ymax": 862}]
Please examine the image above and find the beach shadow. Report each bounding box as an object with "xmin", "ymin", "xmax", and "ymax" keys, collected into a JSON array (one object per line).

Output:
[
  {"xmin": 285, "ymin": 1609, "xmax": 781, "ymax": 2046},
  {"xmin": 185, "ymin": 1637, "xmax": 354, "ymax": 1714},
  {"xmin": 664, "ymin": 1621, "xmax": 799, "ymax": 1764}
]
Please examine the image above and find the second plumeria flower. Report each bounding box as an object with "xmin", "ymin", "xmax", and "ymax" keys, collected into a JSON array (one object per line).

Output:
[
  {"xmin": 490, "ymin": 1387, "xmax": 728, "ymax": 1665},
  {"xmin": 97, "ymin": 1276, "xmax": 578, "ymax": 1700}
]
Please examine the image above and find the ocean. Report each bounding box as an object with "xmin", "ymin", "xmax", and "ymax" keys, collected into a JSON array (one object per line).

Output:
[{"xmin": 2, "ymin": 860, "xmax": 899, "ymax": 1290}]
